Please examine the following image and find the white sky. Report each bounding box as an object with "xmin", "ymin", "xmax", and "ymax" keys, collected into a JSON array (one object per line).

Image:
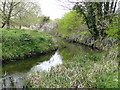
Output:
[
  {"xmin": 38, "ymin": 0, "xmax": 69, "ymax": 20},
  {"xmin": 36, "ymin": 0, "xmax": 120, "ymax": 20}
]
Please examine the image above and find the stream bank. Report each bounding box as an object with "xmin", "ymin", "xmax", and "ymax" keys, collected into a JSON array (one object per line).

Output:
[
  {"xmin": 26, "ymin": 39, "xmax": 118, "ymax": 88},
  {"xmin": 1, "ymin": 28, "xmax": 57, "ymax": 63},
  {"xmin": 56, "ymin": 31, "xmax": 117, "ymax": 51},
  {"xmin": 1, "ymin": 29, "xmax": 118, "ymax": 88},
  {"xmin": 1, "ymin": 37, "xmax": 102, "ymax": 88}
]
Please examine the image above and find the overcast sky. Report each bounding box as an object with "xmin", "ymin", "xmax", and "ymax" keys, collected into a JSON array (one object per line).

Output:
[
  {"xmin": 37, "ymin": 0, "xmax": 120, "ymax": 20},
  {"xmin": 38, "ymin": 0, "xmax": 69, "ymax": 20}
]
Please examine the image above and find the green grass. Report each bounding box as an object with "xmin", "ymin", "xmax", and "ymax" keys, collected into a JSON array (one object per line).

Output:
[
  {"xmin": 1, "ymin": 28, "xmax": 56, "ymax": 61},
  {"xmin": 26, "ymin": 45, "xmax": 118, "ymax": 88}
]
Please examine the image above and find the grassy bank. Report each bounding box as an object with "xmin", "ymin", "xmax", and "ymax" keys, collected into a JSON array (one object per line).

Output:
[
  {"xmin": 1, "ymin": 28, "xmax": 56, "ymax": 61},
  {"xmin": 56, "ymin": 30, "xmax": 117, "ymax": 51},
  {"xmin": 26, "ymin": 45, "xmax": 118, "ymax": 88}
]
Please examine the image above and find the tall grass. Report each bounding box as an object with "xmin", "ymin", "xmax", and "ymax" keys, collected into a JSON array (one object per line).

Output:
[{"xmin": 26, "ymin": 45, "xmax": 118, "ymax": 88}]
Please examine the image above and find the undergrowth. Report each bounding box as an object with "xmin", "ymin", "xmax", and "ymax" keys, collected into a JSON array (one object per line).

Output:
[{"xmin": 26, "ymin": 45, "xmax": 118, "ymax": 88}]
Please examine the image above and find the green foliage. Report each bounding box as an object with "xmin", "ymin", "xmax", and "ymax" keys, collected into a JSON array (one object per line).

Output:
[
  {"xmin": 37, "ymin": 16, "xmax": 50, "ymax": 29},
  {"xmin": 0, "ymin": 1, "xmax": 41, "ymax": 28},
  {"xmin": 27, "ymin": 46, "xmax": 118, "ymax": 88},
  {"xmin": 73, "ymin": 2, "xmax": 118, "ymax": 39},
  {"xmin": 78, "ymin": 31, "xmax": 91, "ymax": 37},
  {"xmin": 1, "ymin": 28, "xmax": 55, "ymax": 60},
  {"xmin": 105, "ymin": 14, "xmax": 119, "ymax": 40},
  {"xmin": 11, "ymin": 2, "xmax": 41, "ymax": 28},
  {"xmin": 57, "ymin": 10, "xmax": 85, "ymax": 37}
]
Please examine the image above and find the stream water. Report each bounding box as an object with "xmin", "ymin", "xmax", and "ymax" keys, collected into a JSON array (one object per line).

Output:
[{"xmin": 1, "ymin": 38, "xmax": 101, "ymax": 88}]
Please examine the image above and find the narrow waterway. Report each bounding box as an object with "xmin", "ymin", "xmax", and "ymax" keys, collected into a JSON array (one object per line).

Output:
[{"xmin": 1, "ymin": 38, "xmax": 101, "ymax": 88}]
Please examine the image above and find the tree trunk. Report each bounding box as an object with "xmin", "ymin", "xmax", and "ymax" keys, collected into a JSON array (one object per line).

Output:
[
  {"xmin": 1, "ymin": 22, "xmax": 6, "ymax": 28},
  {"xmin": 7, "ymin": 20, "xmax": 10, "ymax": 29},
  {"xmin": 19, "ymin": 25, "xmax": 21, "ymax": 29},
  {"xmin": 6, "ymin": 2, "xmax": 14, "ymax": 29},
  {"xmin": 113, "ymin": 0, "xmax": 118, "ymax": 13}
]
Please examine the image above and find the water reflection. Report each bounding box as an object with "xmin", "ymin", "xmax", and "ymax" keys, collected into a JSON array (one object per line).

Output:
[
  {"xmin": 1, "ymin": 38, "xmax": 101, "ymax": 88},
  {"xmin": 1, "ymin": 73, "xmax": 26, "ymax": 88},
  {"xmin": 29, "ymin": 51, "xmax": 62, "ymax": 73},
  {"xmin": 1, "ymin": 51, "xmax": 62, "ymax": 88}
]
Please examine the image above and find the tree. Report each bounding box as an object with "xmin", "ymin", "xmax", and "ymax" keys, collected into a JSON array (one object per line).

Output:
[
  {"xmin": 0, "ymin": 0, "xmax": 41, "ymax": 29},
  {"xmin": 37, "ymin": 16, "xmax": 50, "ymax": 29},
  {"xmin": 11, "ymin": 2, "xmax": 41, "ymax": 29},
  {"xmin": 105, "ymin": 5, "xmax": 120, "ymax": 40},
  {"xmin": 73, "ymin": 1, "xmax": 118, "ymax": 39},
  {"xmin": 0, "ymin": 0, "xmax": 21, "ymax": 28},
  {"xmin": 57, "ymin": 10, "xmax": 85, "ymax": 37}
]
